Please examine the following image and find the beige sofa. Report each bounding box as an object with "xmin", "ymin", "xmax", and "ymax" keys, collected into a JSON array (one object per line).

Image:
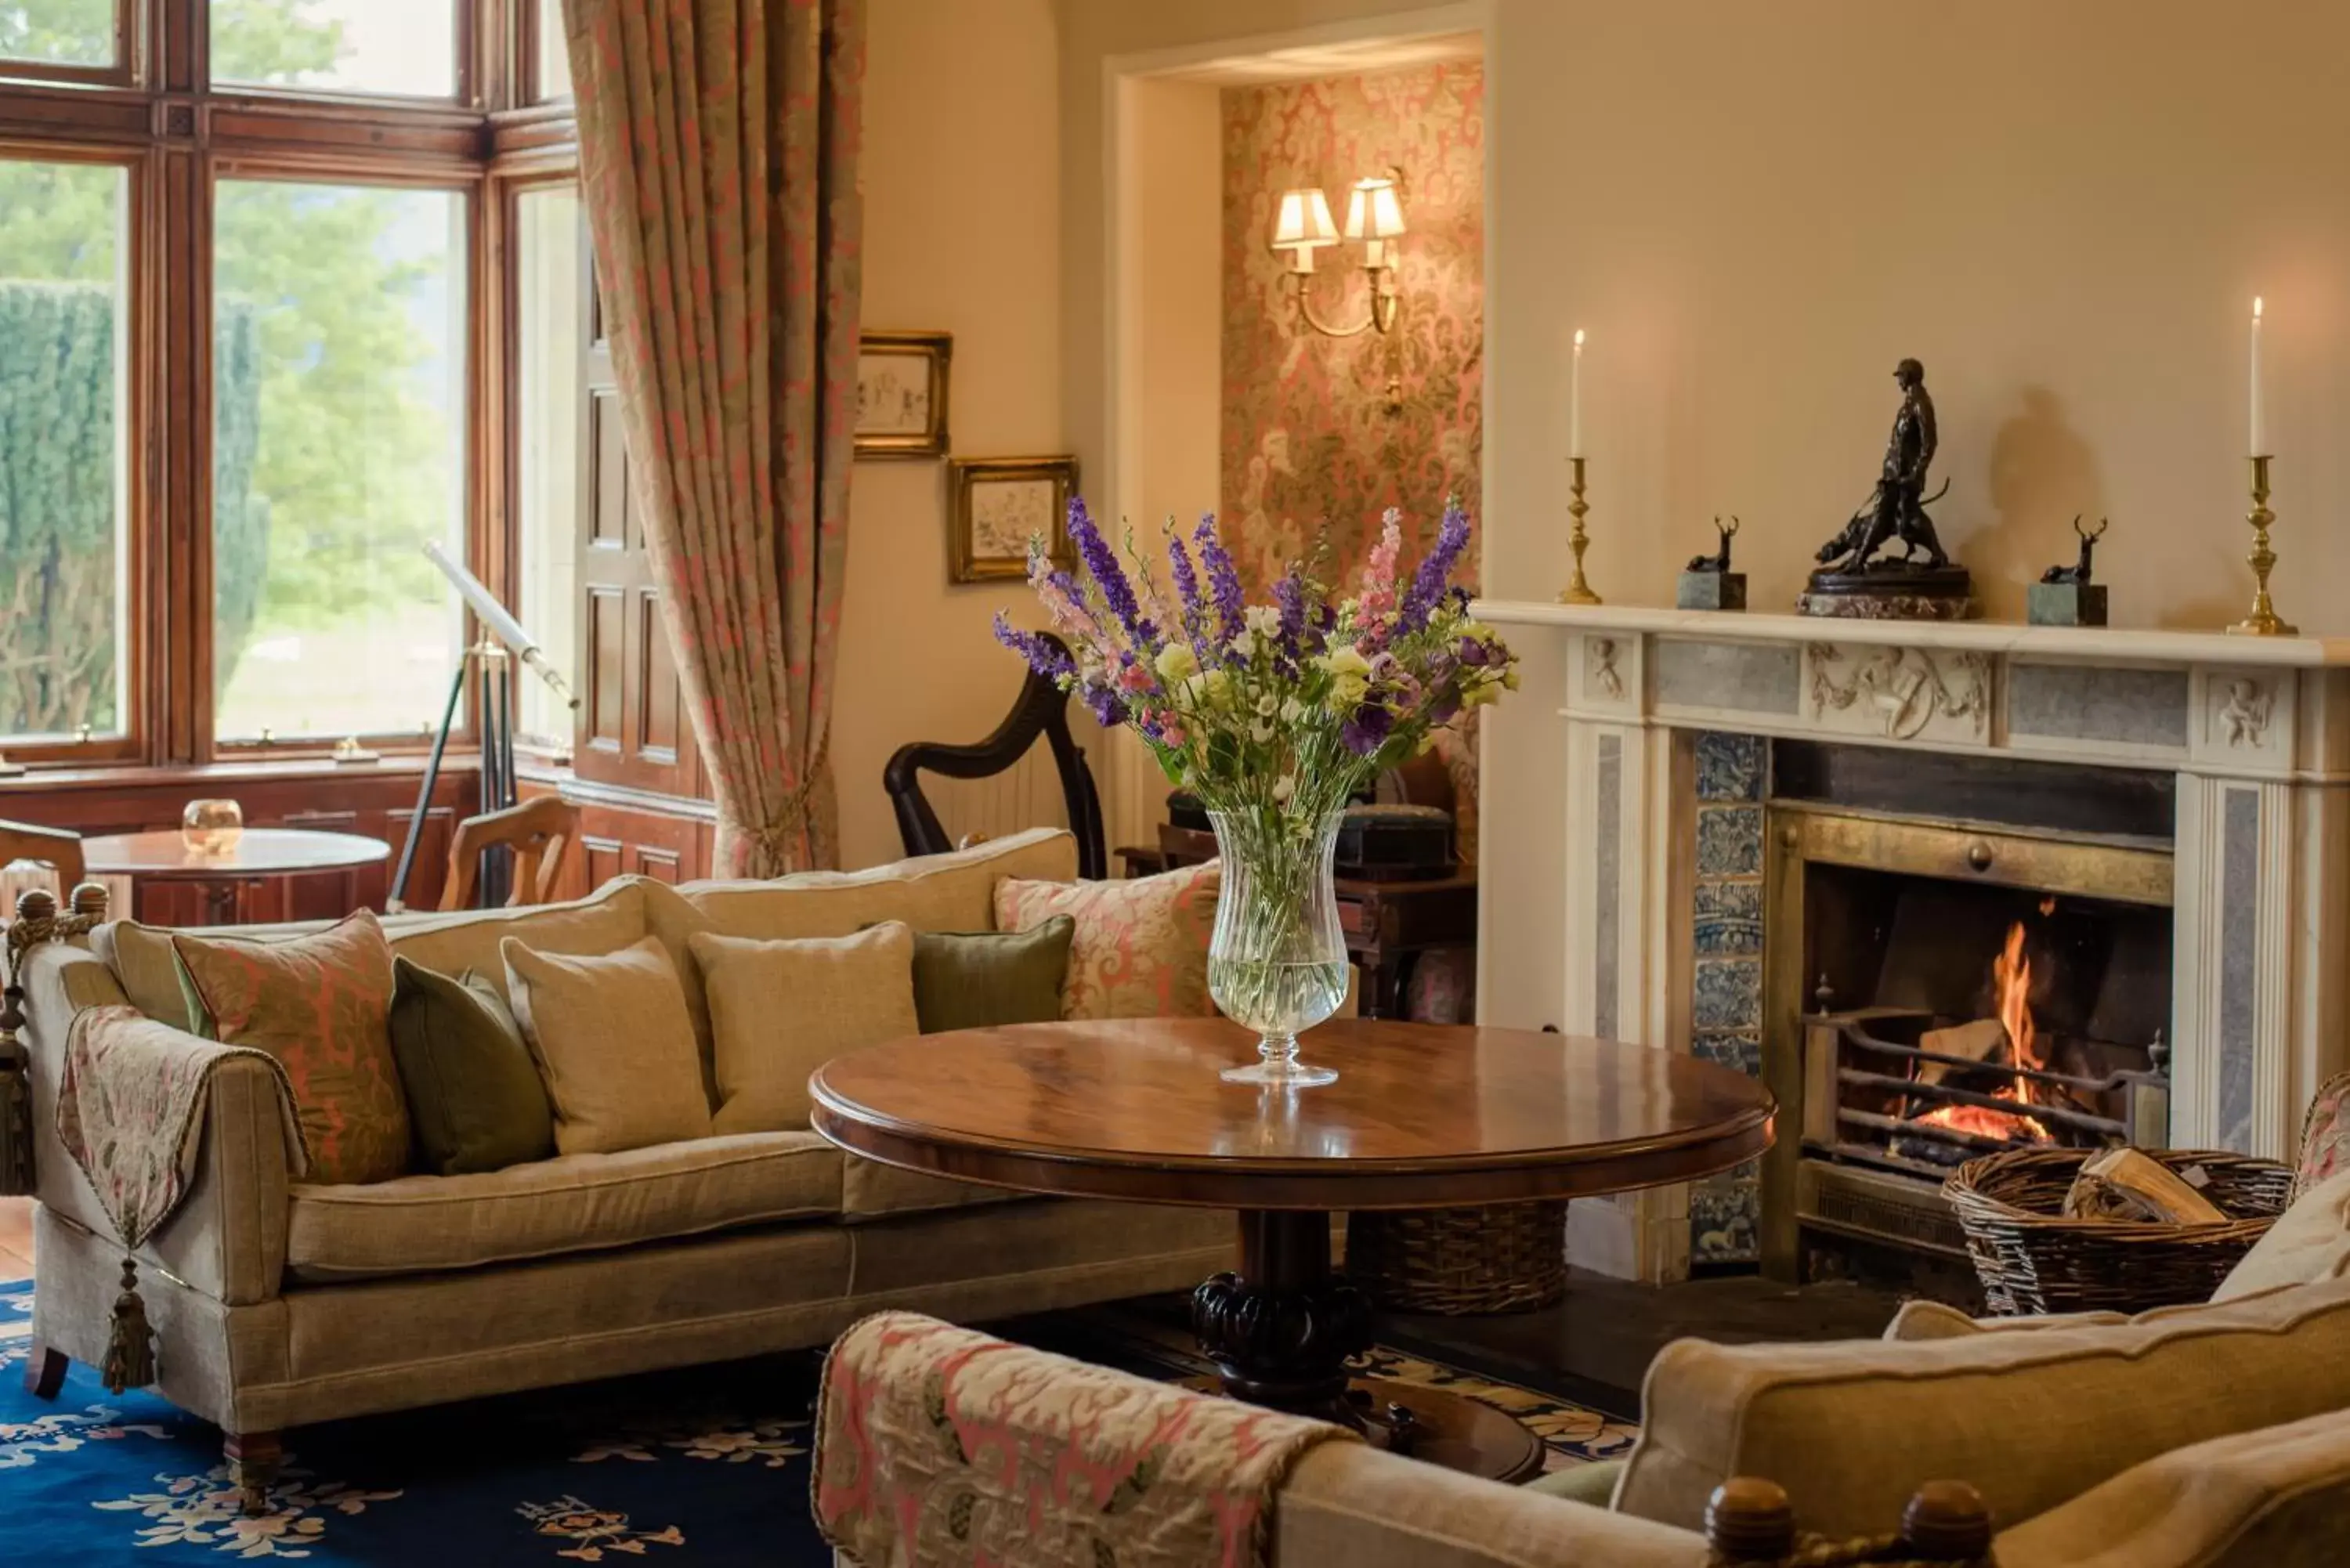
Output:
[
  {"xmin": 825, "ymin": 1278, "xmax": 2350, "ymax": 1566},
  {"xmin": 19, "ymin": 828, "xmax": 1233, "ymax": 1498}
]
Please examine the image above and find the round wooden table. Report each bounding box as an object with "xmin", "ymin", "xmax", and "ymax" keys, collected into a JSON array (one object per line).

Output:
[
  {"xmin": 83, "ymin": 829, "xmax": 392, "ymax": 927},
  {"xmin": 810, "ymin": 1017, "xmax": 1776, "ymax": 1482}
]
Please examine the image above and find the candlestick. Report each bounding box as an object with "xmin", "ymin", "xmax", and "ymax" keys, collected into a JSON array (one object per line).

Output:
[
  {"xmin": 1558, "ymin": 456, "xmax": 1600, "ymax": 605},
  {"xmin": 1569, "ymin": 329, "xmax": 1585, "ymax": 460},
  {"xmin": 2249, "ymin": 297, "xmax": 2265, "ymax": 458},
  {"xmin": 2228, "ymin": 454, "xmax": 2296, "ymax": 638}
]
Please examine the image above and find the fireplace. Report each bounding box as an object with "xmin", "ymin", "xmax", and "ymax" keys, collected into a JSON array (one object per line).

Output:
[{"xmin": 1762, "ymin": 744, "xmax": 2176, "ymax": 1280}]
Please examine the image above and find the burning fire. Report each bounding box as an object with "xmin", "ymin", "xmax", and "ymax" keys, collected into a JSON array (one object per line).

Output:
[{"xmin": 1911, "ymin": 919, "xmax": 2054, "ymax": 1145}]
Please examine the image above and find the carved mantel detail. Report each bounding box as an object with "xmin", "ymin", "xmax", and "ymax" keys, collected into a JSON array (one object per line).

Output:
[
  {"xmin": 1807, "ymin": 643, "xmax": 1990, "ymax": 742},
  {"xmin": 1590, "ymin": 638, "xmax": 1625, "ymax": 700},
  {"xmin": 2218, "ymin": 678, "xmax": 2273, "ymax": 749}
]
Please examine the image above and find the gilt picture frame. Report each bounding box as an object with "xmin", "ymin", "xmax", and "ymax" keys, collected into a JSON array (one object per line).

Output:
[
  {"xmin": 949, "ymin": 456, "xmax": 1078, "ymax": 583},
  {"xmin": 855, "ymin": 330, "xmax": 952, "ymax": 459}
]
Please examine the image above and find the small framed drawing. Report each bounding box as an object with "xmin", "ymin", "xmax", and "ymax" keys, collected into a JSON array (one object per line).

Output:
[
  {"xmin": 949, "ymin": 456, "xmax": 1078, "ymax": 583},
  {"xmin": 855, "ymin": 330, "xmax": 951, "ymax": 459}
]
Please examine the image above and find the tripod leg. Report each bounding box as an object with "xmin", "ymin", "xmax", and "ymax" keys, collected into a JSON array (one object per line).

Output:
[{"xmin": 388, "ymin": 661, "xmax": 469, "ymax": 912}]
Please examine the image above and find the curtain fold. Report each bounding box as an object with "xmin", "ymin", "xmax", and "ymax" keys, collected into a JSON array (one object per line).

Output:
[{"xmin": 564, "ymin": 0, "xmax": 864, "ymax": 875}]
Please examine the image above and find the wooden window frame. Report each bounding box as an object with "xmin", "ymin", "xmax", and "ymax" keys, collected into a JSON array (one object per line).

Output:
[{"xmin": 0, "ymin": 0, "xmax": 577, "ymax": 770}]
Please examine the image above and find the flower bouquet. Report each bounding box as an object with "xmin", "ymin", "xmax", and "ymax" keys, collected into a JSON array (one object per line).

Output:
[{"xmin": 996, "ymin": 498, "xmax": 1517, "ymax": 1085}]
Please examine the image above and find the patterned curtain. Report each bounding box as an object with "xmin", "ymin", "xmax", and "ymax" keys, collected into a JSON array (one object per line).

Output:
[{"xmin": 562, "ymin": 0, "xmax": 865, "ymax": 875}]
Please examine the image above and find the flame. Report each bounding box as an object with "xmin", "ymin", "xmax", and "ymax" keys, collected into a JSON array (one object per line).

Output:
[{"xmin": 1909, "ymin": 919, "xmax": 2053, "ymax": 1147}]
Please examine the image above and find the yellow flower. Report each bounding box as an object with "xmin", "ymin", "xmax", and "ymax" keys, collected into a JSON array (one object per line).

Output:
[{"xmin": 1155, "ymin": 643, "xmax": 1199, "ymax": 683}]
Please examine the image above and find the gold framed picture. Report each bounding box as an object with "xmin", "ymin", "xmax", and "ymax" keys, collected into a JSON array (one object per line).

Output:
[
  {"xmin": 854, "ymin": 330, "xmax": 951, "ymax": 459},
  {"xmin": 949, "ymin": 456, "xmax": 1078, "ymax": 583}
]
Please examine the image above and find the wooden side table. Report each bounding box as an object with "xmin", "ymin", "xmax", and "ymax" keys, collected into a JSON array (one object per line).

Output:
[{"xmin": 82, "ymin": 829, "xmax": 392, "ymax": 927}]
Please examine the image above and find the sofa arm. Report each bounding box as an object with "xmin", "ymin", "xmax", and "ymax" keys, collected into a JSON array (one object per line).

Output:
[
  {"xmin": 22, "ymin": 941, "xmax": 289, "ymax": 1305},
  {"xmin": 1275, "ymin": 1443, "xmax": 1709, "ymax": 1568}
]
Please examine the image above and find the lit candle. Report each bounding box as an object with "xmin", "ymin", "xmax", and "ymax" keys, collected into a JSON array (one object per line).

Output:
[
  {"xmin": 2249, "ymin": 297, "xmax": 2266, "ymax": 456},
  {"xmin": 1570, "ymin": 329, "xmax": 1585, "ymax": 460}
]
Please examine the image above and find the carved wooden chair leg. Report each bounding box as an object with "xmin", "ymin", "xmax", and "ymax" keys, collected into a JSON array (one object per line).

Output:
[
  {"xmin": 1707, "ymin": 1477, "xmax": 1795, "ymax": 1563},
  {"xmin": 22, "ymin": 1342, "xmax": 67, "ymax": 1400},
  {"xmin": 224, "ymin": 1430, "xmax": 284, "ymax": 1516}
]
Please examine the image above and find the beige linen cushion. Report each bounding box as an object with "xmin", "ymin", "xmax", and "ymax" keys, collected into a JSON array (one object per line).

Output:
[
  {"xmin": 1615, "ymin": 1275, "xmax": 2350, "ymax": 1540},
  {"xmin": 284, "ymin": 1131, "xmax": 841, "ymax": 1281},
  {"xmin": 503, "ymin": 934, "xmax": 712, "ymax": 1155},
  {"xmin": 1883, "ymin": 1299, "xmax": 2131, "ymax": 1341},
  {"xmin": 2214, "ymin": 1167, "xmax": 2350, "ymax": 1301},
  {"xmin": 689, "ymin": 922, "xmax": 920, "ymax": 1135},
  {"xmin": 674, "ymin": 827, "xmax": 1078, "ymax": 943}
]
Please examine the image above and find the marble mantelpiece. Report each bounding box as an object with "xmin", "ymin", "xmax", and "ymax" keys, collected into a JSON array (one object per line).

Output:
[{"xmin": 1470, "ymin": 599, "xmax": 2350, "ymax": 1284}]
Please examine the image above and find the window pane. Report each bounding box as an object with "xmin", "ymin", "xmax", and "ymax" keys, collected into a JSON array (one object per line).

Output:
[
  {"xmin": 211, "ymin": 0, "xmax": 456, "ymax": 99},
  {"xmin": 515, "ymin": 186, "xmax": 583, "ymax": 747},
  {"xmin": 0, "ymin": 0, "xmax": 118, "ymax": 68},
  {"xmin": 213, "ymin": 180, "xmax": 467, "ymax": 741},
  {"xmin": 0, "ymin": 158, "xmax": 128, "ymax": 741},
  {"xmin": 537, "ymin": 0, "xmax": 571, "ymax": 100}
]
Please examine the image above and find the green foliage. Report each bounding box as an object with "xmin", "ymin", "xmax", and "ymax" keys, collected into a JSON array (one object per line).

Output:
[
  {"xmin": 212, "ymin": 304, "xmax": 269, "ymax": 693},
  {"xmin": 0, "ymin": 0, "xmax": 118, "ymax": 67},
  {"xmin": 208, "ymin": 0, "xmax": 345, "ymax": 85}
]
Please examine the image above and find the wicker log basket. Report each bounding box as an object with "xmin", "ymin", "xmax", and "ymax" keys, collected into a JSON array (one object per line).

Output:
[
  {"xmin": 1943, "ymin": 1147, "xmax": 2294, "ymax": 1317},
  {"xmin": 1345, "ymin": 1201, "xmax": 1568, "ymax": 1314}
]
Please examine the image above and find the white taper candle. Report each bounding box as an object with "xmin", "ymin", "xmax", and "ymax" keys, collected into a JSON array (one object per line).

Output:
[
  {"xmin": 1570, "ymin": 329, "xmax": 1585, "ymax": 460},
  {"xmin": 2249, "ymin": 297, "xmax": 2266, "ymax": 457}
]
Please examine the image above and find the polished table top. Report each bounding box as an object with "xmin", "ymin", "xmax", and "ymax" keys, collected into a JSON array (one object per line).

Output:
[
  {"xmin": 82, "ymin": 828, "xmax": 393, "ymax": 877},
  {"xmin": 809, "ymin": 1017, "xmax": 1777, "ymax": 1211}
]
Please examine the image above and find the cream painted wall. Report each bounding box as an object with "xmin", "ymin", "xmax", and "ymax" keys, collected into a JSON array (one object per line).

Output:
[
  {"xmin": 1060, "ymin": 0, "xmax": 2350, "ymax": 632},
  {"xmin": 832, "ymin": 0, "xmax": 1065, "ymax": 869}
]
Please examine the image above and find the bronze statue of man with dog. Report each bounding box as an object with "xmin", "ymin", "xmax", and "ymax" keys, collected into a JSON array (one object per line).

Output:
[{"xmin": 1814, "ymin": 358, "xmax": 1950, "ymax": 573}]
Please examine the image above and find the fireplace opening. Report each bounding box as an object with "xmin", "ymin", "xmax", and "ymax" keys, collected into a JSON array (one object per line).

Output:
[{"xmin": 1803, "ymin": 865, "xmax": 2169, "ymax": 1178}]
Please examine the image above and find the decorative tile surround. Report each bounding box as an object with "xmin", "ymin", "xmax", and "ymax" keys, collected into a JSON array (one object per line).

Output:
[
  {"xmin": 1690, "ymin": 734, "xmax": 1765, "ymax": 1264},
  {"xmin": 1477, "ymin": 602, "xmax": 2350, "ymax": 1285}
]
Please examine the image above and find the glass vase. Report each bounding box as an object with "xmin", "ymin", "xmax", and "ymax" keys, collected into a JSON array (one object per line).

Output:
[{"xmin": 1207, "ymin": 807, "xmax": 1350, "ymax": 1086}]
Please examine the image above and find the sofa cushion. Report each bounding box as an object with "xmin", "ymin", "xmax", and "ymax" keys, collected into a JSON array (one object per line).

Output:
[
  {"xmin": 993, "ymin": 860, "xmax": 1220, "ymax": 1019},
  {"xmin": 674, "ymin": 827, "xmax": 1079, "ymax": 943},
  {"xmin": 504, "ymin": 935, "xmax": 712, "ymax": 1155},
  {"xmin": 689, "ymin": 923, "xmax": 920, "ymax": 1134},
  {"xmin": 840, "ymin": 1156, "xmax": 1024, "ymax": 1223},
  {"xmin": 1615, "ymin": 1275, "xmax": 2350, "ymax": 1541},
  {"xmin": 1883, "ymin": 1299, "xmax": 2130, "ymax": 1341},
  {"xmin": 96, "ymin": 877, "xmax": 650, "ymax": 1028},
  {"xmin": 911, "ymin": 917, "xmax": 1075, "ymax": 1034},
  {"xmin": 2215, "ymin": 1168, "xmax": 2350, "ymax": 1301},
  {"xmin": 284, "ymin": 1131, "xmax": 842, "ymax": 1281},
  {"xmin": 387, "ymin": 957, "xmax": 556, "ymax": 1176},
  {"xmin": 2297, "ymin": 1070, "xmax": 2350, "ymax": 1195},
  {"xmin": 174, "ymin": 910, "xmax": 410, "ymax": 1186}
]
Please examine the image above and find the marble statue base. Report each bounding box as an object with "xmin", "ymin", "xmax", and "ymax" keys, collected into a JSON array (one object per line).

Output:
[
  {"xmin": 1798, "ymin": 563, "xmax": 1974, "ymax": 622},
  {"xmin": 1677, "ymin": 571, "xmax": 1746, "ymax": 612},
  {"xmin": 2029, "ymin": 581, "xmax": 2108, "ymax": 627}
]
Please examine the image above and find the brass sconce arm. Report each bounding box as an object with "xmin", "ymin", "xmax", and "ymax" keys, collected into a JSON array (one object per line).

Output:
[{"xmin": 1285, "ymin": 263, "xmax": 1401, "ymax": 338}]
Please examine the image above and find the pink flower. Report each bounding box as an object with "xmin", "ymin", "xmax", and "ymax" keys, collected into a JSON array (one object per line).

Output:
[
  {"xmin": 1162, "ymin": 724, "xmax": 1188, "ymax": 747},
  {"xmin": 1117, "ymin": 662, "xmax": 1155, "ymax": 693}
]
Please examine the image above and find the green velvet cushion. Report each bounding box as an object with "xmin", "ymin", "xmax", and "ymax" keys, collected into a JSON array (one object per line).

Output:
[
  {"xmin": 388, "ymin": 956, "xmax": 558, "ymax": 1176},
  {"xmin": 1527, "ymin": 1458, "xmax": 1625, "ymax": 1508},
  {"xmin": 911, "ymin": 916, "xmax": 1076, "ymax": 1033}
]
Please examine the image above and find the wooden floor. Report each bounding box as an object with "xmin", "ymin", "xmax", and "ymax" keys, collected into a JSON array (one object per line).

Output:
[{"xmin": 0, "ymin": 1195, "xmax": 33, "ymax": 1279}]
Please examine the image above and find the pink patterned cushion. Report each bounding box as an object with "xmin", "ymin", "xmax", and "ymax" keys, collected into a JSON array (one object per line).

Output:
[
  {"xmin": 994, "ymin": 862, "xmax": 1220, "ymax": 1020},
  {"xmin": 2301, "ymin": 1071, "xmax": 2350, "ymax": 1195}
]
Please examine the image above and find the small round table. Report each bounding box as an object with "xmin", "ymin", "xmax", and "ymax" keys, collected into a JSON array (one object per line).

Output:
[
  {"xmin": 810, "ymin": 1017, "xmax": 1776, "ymax": 1483},
  {"xmin": 82, "ymin": 829, "xmax": 392, "ymax": 927}
]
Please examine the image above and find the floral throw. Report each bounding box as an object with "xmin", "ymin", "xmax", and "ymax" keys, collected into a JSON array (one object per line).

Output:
[
  {"xmin": 994, "ymin": 862, "xmax": 1220, "ymax": 1020},
  {"xmin": 562, "ymin": 0, "xmax": 866, "ymax": 876},
  {"xmin": 2299, "ymin": 1071, "xmax": 2350, "ymax": 1197},
  {"xmin": 55, "ymin": 1005, "xmax": 307, "ymax": 1252},
  {"xmin": 813, "ymin": 1312, "xmax": 1354, "ymax": 1568}
]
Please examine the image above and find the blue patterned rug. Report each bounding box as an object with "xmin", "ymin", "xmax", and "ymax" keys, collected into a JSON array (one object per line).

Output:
[{"xmin": 0, "ymin": 1280, "xmax": 1632, "ymax": 1563}]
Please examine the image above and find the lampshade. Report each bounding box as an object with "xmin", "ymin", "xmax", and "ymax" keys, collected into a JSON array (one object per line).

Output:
[
  {"xmin": 1270, "ymin": 187, "xmax": 1340, "ymax": 253},
  {"xmin": 1343, "ymin": 175, "xmax": 1406, "ymax": 241}
]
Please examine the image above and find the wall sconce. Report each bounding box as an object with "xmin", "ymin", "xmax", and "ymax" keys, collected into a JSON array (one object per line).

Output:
[{"xmin": 1270, "ymin": 168, "xmax": 1407, "ymax": 338}]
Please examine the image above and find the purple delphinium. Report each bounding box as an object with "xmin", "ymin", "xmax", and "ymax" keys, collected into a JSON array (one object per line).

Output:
[
  {"xmin": 1167, "ymin": 527, "xmax": 1206, "ymax": 649},
  {"xmin": 1272, "ymin": 565, "xmax": 1319, "ymax": 670},
  {"xmin": 1340, "ymin": 700, "xmax": 1395, "ymax": 757},
  {"xmin": 1397, "ymin": 500, "xmax": 1472, "ymax": 635},
  {"xmin": 1193, "ymin": 514, "xmax": 1247, "ymax": 651},
  {"xmin": 1067, "ymin": 497, "xmax": 1156, "ymax": 651},
  {"xmin": 992, "ymin": 614, "xmax": 1076, "ymax": 683}
]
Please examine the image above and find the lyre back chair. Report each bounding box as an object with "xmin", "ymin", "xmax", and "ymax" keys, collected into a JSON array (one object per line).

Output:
[{"xmin": 441, "ymin": 797, "xmax": 580, "ymax": 911}]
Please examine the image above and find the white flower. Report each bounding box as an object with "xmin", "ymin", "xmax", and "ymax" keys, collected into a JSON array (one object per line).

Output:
[
  {"xmin": 1250, "ymin": 719, "xmax": 1274, "ymax": 743},
  {"xmin": 1272, "ymin": 775, "xmax": 1295, "ymax": 803},
  {"xmin": 1256, "ymin": 693, "xmax": 1278, "ymax": 717},
  {"xmin": 1245, "ymin": 605, "xmax": 1282, "ymax": 636},
  {"xmin": 1279, "ymin": 697, "xmax": 1304, "ymax": 723},
  {"xmin": 1318, "ymin": 646, "xmax": 1372, "ymax": 679},
  {"xmin": 1155, "ymin": 643, "xmax": 1198, "ymax": 683},
  {"xmin": 1227, "ymin": 629, "xmax": 1259, "ymax": 662}
]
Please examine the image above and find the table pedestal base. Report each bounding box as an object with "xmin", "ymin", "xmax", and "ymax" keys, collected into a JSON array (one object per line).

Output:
[{"xmin": 1191, "ymin": 1211, "xmax": 1544, "ymax": 1485}]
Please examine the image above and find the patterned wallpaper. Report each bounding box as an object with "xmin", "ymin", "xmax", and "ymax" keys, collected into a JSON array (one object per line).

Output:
[{"xmin": 1219, "ymin": 61, "xmax": 1484, "ymax": 590}]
